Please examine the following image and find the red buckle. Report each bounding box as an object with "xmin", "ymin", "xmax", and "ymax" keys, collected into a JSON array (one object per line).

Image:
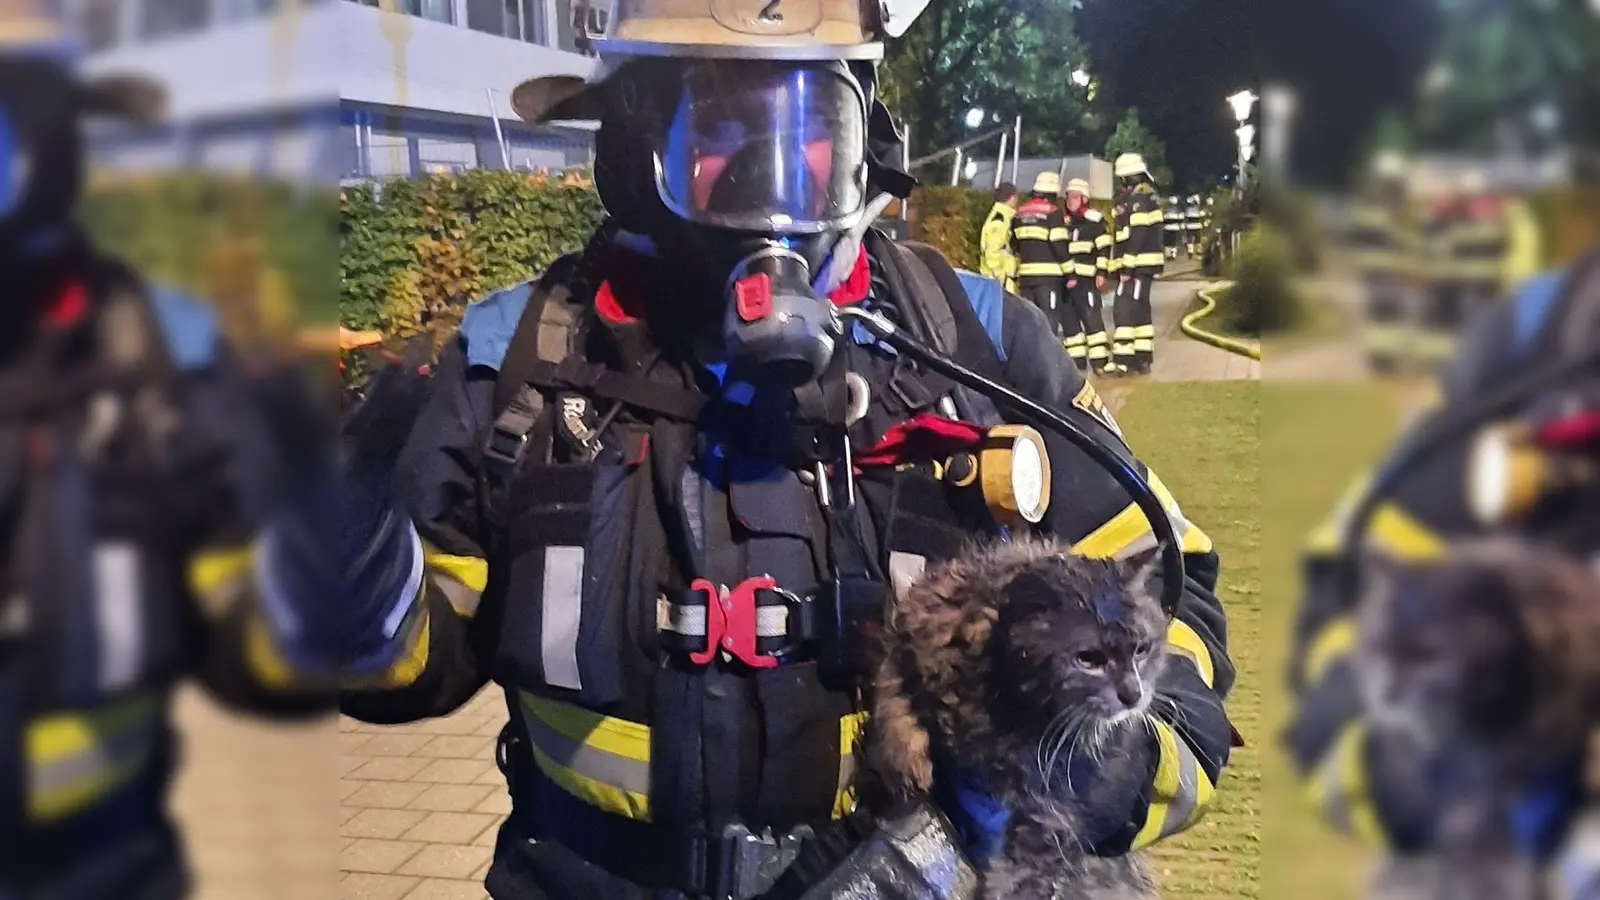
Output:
[{"xmin": 686, "ymin": 576, "xmax": 781, "ymax": 669}]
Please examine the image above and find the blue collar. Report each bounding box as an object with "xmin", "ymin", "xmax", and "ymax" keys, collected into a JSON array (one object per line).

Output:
[{"xmin": 930, "ymin": 751, "xmax": 1012, "ymax": 870}]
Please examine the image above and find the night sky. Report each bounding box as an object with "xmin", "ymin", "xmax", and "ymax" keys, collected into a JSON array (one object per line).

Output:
[{"xmin": 1079, "ymin": 0, "xmax": 1441, "ymax": 189}]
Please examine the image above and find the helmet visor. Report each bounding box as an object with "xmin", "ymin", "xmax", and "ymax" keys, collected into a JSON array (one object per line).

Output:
[{"xmin": 654, "ymin": 61, "xmax": 867, "ymax": 233}]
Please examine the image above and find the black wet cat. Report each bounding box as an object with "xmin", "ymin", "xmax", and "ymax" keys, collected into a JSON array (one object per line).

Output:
[{"xmin": 868, "ymin": 535, "xmax": 1169, "ymax": 900}]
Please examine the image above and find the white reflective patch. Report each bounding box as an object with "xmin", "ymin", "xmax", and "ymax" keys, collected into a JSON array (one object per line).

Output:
[
  {"xmin": 93, "ymin": 543, "xmax": 143, "ymax": 692},
  {"xmin": 888, "ymin": 552, "xmax": 928, "ymax": 602},
  {"xmin": 541, "ymin": 546, "xmax": 586, "ymax": 691}
]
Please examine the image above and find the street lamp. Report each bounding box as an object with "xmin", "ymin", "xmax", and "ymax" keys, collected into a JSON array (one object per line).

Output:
[
  {"xmin": 1071, "ymin": 68, "xmax": 1091, "ymax": 88},
  {"xmin": 1226, "ymin": 89, "xmax": 1257, "ymax": 124},
  {"xmin": 964, "ymin": 107, "xmax": 985, "ymax": 129},
  {"xmin": 965, "ymin": 157, "xmax": 979, "ymax": 181}
]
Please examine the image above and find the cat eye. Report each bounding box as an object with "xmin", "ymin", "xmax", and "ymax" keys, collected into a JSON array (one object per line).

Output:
[
  {"xmin": 1135, "ymin": 641, "xmax": 1156, "ymax": 657},
  {"xmin": 1075, "ymin": 650, "xmax": 1108, "ymax": 670}
]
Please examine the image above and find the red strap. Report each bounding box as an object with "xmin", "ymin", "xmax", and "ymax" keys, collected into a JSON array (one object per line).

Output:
[
  {"xmin": 827, "ymin": 245, "xmax": 873, "ymax": 307},
  {"xmin": 1536, "ymin": 410, "xmax": 1600, "ymax": 450},
  {"xmin": 42, "ymin": 279, "xmax": 89, "ymax": 331},
  {"xmin": 854, "ymin": 412, "xmax": 988, "ymax": 469}
]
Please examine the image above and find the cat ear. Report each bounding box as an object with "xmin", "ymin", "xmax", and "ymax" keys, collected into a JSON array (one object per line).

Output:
[{"xmin": 1123, "ymin": 545, "xmax": 1163, "ymax": 589}]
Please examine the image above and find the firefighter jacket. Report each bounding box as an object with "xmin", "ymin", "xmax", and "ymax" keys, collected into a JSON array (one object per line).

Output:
[
  {"xmin": 1067, "ymin": 206, "xmax": 1111, "ymax": 283},
  {"xmin": 1346, "ymin": 196, "xmax": 1418, "ymax": 280},
  {"xmin": 3, "ymin": 247, "xmax": 338, "ymax": 899},
  {"xmin": 340, "ymin": 227, "xmax": 1239, "ymax": 899},
  {"xmin": 1112, "ymin": 184, "xmax": 1166, "ymax": 276},
  {"xmin": 1426, "ymin": 200, "xmax": 1511, "ymax": 289},
  {"xmin": 1009, "ymin": 196, "xmax": 1073, "ymax": 284},
  {"xmin": 978, "ymin": 202, "xmax": 1018, "ymax": 291},
  {"xmin": 1285, "ymin": 263, "xmax": 1600, "ymax": 851}
]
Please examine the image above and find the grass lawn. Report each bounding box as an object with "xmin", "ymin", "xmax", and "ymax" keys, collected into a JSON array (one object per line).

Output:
[{"xmin": 1116, "ymin": 381, "xmax": 1262, "ymax": 899}]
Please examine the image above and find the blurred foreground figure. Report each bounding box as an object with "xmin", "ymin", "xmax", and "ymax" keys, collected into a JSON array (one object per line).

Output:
[
  {"xmin": 1347, "ymin": 151, "xmax": 1421, "ymax": 374},
  {"xmin": 1286, "ymin": 250, "xmax": 1600, "ymax": 898},
  {"xmin": 0, "ymin": 35, "xmax": 337, "ymax": 900}
]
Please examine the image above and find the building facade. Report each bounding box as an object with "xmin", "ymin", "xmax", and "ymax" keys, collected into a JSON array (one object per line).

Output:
[{"xmin": 75, "ymin": 0, "xmax": 598, "ymax": 181}]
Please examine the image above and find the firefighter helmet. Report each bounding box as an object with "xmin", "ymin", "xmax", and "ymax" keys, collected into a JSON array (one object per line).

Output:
[
  {"xmin": 1065, "ymin": 177, "xmax": 1090, "ymax": 197},
  {"xmin": 1113, "ymin": 153, "xmax": 1148, "ymax": 178},
  {"xmin": 1031, "ymin": 171, "xmax": 1062, "ymax": 195}
]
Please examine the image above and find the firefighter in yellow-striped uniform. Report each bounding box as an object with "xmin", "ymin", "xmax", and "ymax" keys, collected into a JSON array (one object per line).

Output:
[
  {"xmin": 1184, "ymin": 196, "xmax": 1204, "ymax": 259},
  {"xmin": 1162, "ymin": 195, "xmax": 1183, "ymax": 262},
  {"xmin": 1010, "ymin": 170, "xmax": 1075, "ymax": 340},
  {"xmin": 1108, "ymin": 153, "xmax": 1165, "ymax": 375},
  {"xmin": 1348, "ymin": 151, "xmax": 1420, "ymax": 374},
  {"xmin": 978, "ymin": 182, "xmax": 1020, "ymax": 294},
  {"xmin": 1062, "ymin": 177, "xmax": 1112, "ymax": 373}
]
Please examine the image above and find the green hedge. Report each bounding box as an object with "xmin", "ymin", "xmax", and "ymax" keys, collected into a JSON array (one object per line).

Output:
[
  {"xmin": 80, "ymin": 173, "xmax": 339, "ymax": 342},
  {"xmin": 341, "ymin": 169, "xmax": 605, "ymax": 343},
  {"xmin": 910, "ymin": 186, "xmax": 991, "ymax": 270},
  {"xmin": 1218, "ymin": 224, "xmax": 1307, "ymax": 336}
]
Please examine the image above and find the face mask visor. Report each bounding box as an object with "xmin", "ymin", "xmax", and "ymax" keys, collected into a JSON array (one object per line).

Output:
[{"xmin": 653, "ymin": 60, "xmax": 867, "ymax": 235}]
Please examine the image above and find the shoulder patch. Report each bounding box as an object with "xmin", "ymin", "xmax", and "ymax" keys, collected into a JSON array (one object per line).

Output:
[
  {"xmin": 459, "ymin": 282, "xmax": 534, "ymax": 373},
  {"xmin": 147, "ymin": 285, "xmax": 219, "ymax": 372},
  {"xmin": 954, "ymin": 269, "xmax": 1008, "ymax": 364},
  {"xmin": 1070, "ymin": 380, "xmax": 1126, "ymax": 442},
  {"xmin": 1510, "ymin": 270, "xmax": 1567, "ymax": 357}
]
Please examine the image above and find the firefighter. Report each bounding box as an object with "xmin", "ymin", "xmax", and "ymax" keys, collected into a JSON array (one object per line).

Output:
[
  {"xmin": 1063, "ymin": 177, "xmax": 1111, "ymax": 374},
  {"xmin": 1163, "ymin": 195, "xmax": 1183, "ymax": 262},
  {"xmin": 1109, "ymin": 153, "xmax": 1165, "ymax": 375},
  {"xmin": 978, "ymin": 181, "xmax": 1019, "ymax": 294},
  {"xmin": 1285, "ymin": 255, "xmax": 1600, "ymax": 880},
  {"xmin": 332, "ymin": 0, "xmax": 1240, "ymax": 894},
  {"xmin": 1418, "ymin": 170, "xmax": 1508, "ymax": 369},
  {"xmin": 1348, "ymin": 150, "xmax": 1420, "ymax": 374},
  {"xmin": 0, "ymin": 38, "xmax": 341, "ymax": 900},
  {"xmin": 1184, "ymin": 195, "xmax": 1204, "ymax": 258},
  {"xmin": 1009, "ymin": 170, "xmax": 1074, "ymax": 341}
]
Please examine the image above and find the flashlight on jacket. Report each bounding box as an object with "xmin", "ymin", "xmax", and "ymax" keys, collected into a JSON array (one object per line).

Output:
[
  {"xmin": 1467, "ymin": 403, "xmax": 1600, "ymax": 527},
  {"xmin": 939, "ymin": 424, "xmax": 1052, "ymax": 528}
]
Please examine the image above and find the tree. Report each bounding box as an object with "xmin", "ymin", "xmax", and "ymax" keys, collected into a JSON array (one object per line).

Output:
[
  {"xmin": 879, "ymin": 0, "xmax": 1103, "ymax": 173},
  {"xmin": 1104, "ymin": 108, "xmax": 1171, "ymax": 185}
]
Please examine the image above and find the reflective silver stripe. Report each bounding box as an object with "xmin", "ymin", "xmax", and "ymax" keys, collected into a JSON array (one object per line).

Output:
[
  {"xmin": 888, "ymin": 552, "xmax": 927, "ymax": 602},
  {"xmin": 1134, "ymin": 325, "xmax": 1156, "ymax": 338},
  {"xmin": 755, "ymin": 605, "xmax": 788, "ymax": 637},
  {"xmin": 541, "ymin": 546, "xmax": 585, "ymax": 691},
  {"xmin": 1317, "ymin": 747, "xmax": 1353, "ymax": 833},
  {"xmin": 93, "ymin": 543, "xmax": 143, "ymax": 692},
  {"xmin": 30, "ymin": 718, "xmax": 157, "ymax": 796},
  {"xmin": 1158, "ymin": 736, "xmax": 1203, "ymax": 839},
  {"xmin": 429, "ymin": 572, "xmax": 482, "ymax": 618},
  {"xmin": 661, "ymin": 598, "xmax": 706, "ymax": 636},
  {"xmin": 522, "ymin": 705, "xmax": 651, "ymax": 796}
]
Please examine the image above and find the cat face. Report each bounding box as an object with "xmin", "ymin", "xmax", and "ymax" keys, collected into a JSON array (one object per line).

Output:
[
  {"xmin": 993, "ymin": 548, "xmax": 1168, "ymax": 730},
  {"xmin": 1354, "ymin": 554, "xmax": 1535, "ymax": 749}
]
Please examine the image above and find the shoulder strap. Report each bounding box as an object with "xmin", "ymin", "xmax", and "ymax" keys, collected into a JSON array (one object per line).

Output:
[
  {"xmin": 492, "ymin": 257, "xmax": 585, "ymax": 416},
  {"xmin": 903, "ymin": 242, "xmax": 1007, "ymax": 386}
]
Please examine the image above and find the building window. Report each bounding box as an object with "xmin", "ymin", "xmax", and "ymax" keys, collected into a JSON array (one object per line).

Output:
[
  {"xmin": 417, "ymin": 137, "xmax": 478, "ymax": 173},
  {"xmin": 468, "ymin": 0, "xmax": 549, "ymax": 44},
  {"xmin": 400, "ymin": 0, "xmax": 454, "ymax": 23},
  {"xmin": 78, "ymin": 0, "xmax": 121, "ymax": 50},
  {"xmin": 141, "ymin": 0, "xmax": 211, "ymax": 39}
]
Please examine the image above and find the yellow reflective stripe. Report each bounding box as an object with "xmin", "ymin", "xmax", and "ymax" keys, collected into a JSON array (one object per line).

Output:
[
  {"xmin": 1094, "ymin": 233, "xmax": 1113, "ymax": 248},
  {"xmin": 1128, "ymin": 252, "xmax": 1166, "ymax": 267},
  {"xmin": 522, "ymin": 693, "xmax": 652, "ymax": 821},
  {"xmin": 28, "ymin": 692, "xmax": 161, "ymax": 822},
  {"xmin": 187, "ymin": 545, "xmax": 253, "ymax": 614},
  {"xmin": 1073, "ymin": 263, "xmax": 1098, "ymax": 276},
  {"xmin": 1018, "ymin": 263, "xmax": 1063, "ymax": 276},
  {"xmin": 1304, "ymin": 616, "xmax": 1356, "ymax": 685},
  {"xmin": 834, "ymin": 711, "xmax": 869, "ymax": 819},
  {"xmin": 1130, "ymin": 210, "xmax": 1165, "ymax": 227},
  {"xmin": 1049, "ymin": 227, "xmax": 1072, "ymax": 242},
  {"xmin": 1115, "ymin": 226, "xmax": 1131, "ymax": 242},
  {"xmin": 1165, "ymin": 620, "xmax": 1216, "ymax": 689},
  {"xmin": 339, "ymin": 602, "xmax": 431, "ymax": 690},
  {"xmin": 1148, "ymin": 470, "xmax": 1214, "ymax": 554},
  {"xmin": 423, "ymin": 547, "xmax": 487, "ymax": 618},
  {"xmin": 1068, "ymin": 240, "xmax": 1094, "ymax": 254},
  {"xmin": 1308, "ymin": 723, "xmax": 1385, "ymax": 846},
  {"xmin": 1131, "ymin": 719, "xmax": 1214, "ymax": 850},
  {"xmin": 1303, "ymin": 473, "xmax": 1445, "ymax": 559},
  {"xmin": 1095, "ymin": 256, "xmax": 1111, "ymax": 271},
  {"xmin": 1014, "ymin": 225, "xmax": 1051, "ymax": 241},
  {"xmin": 521, "ymin": 694, "xmax": 865, "ymax": 823}
]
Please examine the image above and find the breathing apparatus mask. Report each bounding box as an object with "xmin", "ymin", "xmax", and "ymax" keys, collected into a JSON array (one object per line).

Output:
[
  {"xmin": 590, "ymin": 57, "xmax": 895, "ymax": 387},
  {"xmin": 0, "ymin": 46, "xmax": 162, "ymax": 267}
]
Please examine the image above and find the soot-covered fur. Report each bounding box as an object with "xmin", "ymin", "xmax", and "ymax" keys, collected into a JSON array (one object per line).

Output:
[
  {"xmin": 1354, "ymin": 541, "xmax": 1600, "ymax": 900},
  {"xmin": 868, "ymin": 535, "xmax": 1168, "ymax": 900}
]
